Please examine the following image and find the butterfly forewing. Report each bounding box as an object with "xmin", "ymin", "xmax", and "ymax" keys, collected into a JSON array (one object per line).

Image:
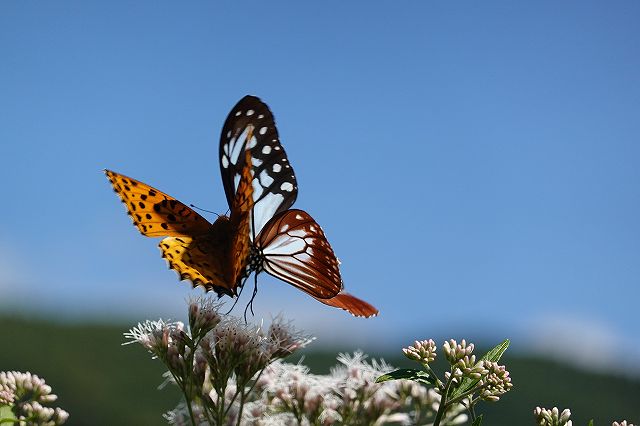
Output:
[
  {"xmin": 228, "ymin": 150, "xmax": 255, "ymax": 291},
  {"xmin": 314, "ymin": 292, "xmax": 379, "ymax": 318},
  {"xmin": 105, "ymin": 170, "xmax": 210, "ymax": 237},
  {"xmin": 219, "ymin": 96, "xmax": 298, "ymax": 238},
  {"xmin": 256, "ymin": 209, "xmax": 342, "ymax": 299}
]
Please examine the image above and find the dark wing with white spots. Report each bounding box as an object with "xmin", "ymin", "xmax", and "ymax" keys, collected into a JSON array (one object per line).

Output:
[
  {"xmin": 255, "ymin": 209, "xmax": 342, "ymax": 299},
  {"xmin": 219, "ymin": 95, "xmax": 298, "ymax": 239}
]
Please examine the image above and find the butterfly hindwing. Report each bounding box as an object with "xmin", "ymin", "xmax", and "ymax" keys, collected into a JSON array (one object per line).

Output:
[
  {"xmin": 105, "ymin": 170, "xmax": 210, "ymax": 237},
  {"xmin": 256, "ymin": 209, "xmax": 343, "ymax": 299},
  {"xmin": 219, "ymin": 95, "xmax": 298, "ymax": 238},
  {"xmin": 314, "ymin": 292, "xmax": 379, "ymax": 318}
]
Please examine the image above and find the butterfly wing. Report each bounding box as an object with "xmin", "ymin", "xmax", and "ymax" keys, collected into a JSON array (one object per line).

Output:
[
  {"xmin": 159, "ymin": 217, "xmax": 234, "ymax": 296},
  {"xmin": 219, "ymin": 95, "xmax": 298, "ymax": 238},
  {"xmin": 106, "ymin": 169, "xmax": 235, "ymax": 294},
  {"xmin": 227, "ymin": 149, "xmax": 255, "ymax": 291},
  {"xmin": 314, "ymin": 292, "xmax": 379, "ymax": 318},
  {"xmin": 105, "ymin": 170, "xmax": 210, "ymax": 237},
  {"xmin": 255, "ymin": 209, "xmax": 343, "ymax": 299}
]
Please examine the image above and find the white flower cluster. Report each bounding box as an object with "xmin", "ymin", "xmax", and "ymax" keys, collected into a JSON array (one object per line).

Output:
[
  {"xmin": 166, "ymin": 352, "xmax": 467, "ymax": 425},
  {"xmin": 533, "ymin": 407, "xmax": 573, "ymax": 426},
  {"xmin": 126, "ymin": 297, "xmax": 314, "ymax": 425},
  {"xmin": 0, "ymin": 371, "xmax": 69, "ymax": 425}
]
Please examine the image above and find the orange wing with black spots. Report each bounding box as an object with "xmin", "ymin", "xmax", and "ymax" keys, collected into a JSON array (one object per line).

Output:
[
  {"xmin": 159, "ymin": 217, "xmax": 235, "ymax": 296},
  {"xmin": 106, "ymin": 169, "xmax": 234, "ymax": 294},
  {"xmin": 105, "ymin": 170, "xmax": 211, "ymax": 237}
]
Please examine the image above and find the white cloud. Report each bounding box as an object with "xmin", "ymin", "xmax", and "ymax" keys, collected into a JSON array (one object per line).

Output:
[{"xmin": 523, "ymin": 312, "xmax": 640, "ymax": 375}]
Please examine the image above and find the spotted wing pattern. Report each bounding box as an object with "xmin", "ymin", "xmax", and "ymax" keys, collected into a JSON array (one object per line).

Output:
[
  {"xmin": 105, "ymin": 170, "xmax": 210, "ymax": 237},
  {"xmin": 106, "ymin": 169, "xmax": 237, "ymax": 294},
  {"xmin": 219, "ymin": 95, "xmax": 298, "ymax": 239},
  {"xmin": 256, "ymin": 209, "xmax": 343, "ymax": 299},
  {"xmin": 157, "ymin": 150, "xmax": 255, "ymax": 296},
  {"xmin": 314, "ymin": 292, "xmax": 379, "ymax": 318},
  {"xmin": 159, "ymin": 217, "xmax": 233, "ymax": 296}
]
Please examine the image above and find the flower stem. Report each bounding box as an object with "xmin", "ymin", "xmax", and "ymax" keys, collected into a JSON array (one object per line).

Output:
[{"xmin": 433, "ymin": 373, "xmax": 455, "ymax": 426}]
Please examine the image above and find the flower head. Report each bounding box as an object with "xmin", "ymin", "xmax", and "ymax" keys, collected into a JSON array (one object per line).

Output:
[
  {"xmin": 443, "ymin": 339, "xmax": 474, "ymax": 364},
  {"xmin": 267, "ymin": 315, "xmax": 314, "ymax": 359},
  {"xmin": 188, "ymin": 296, "xmax": 223, "ymax": 339},
  {"xmin": 402, "ymin": 339, "xmax": 437, "ymax": 364},
  {"xmin": 123, "ymin": 319, "xmax": 185, "ymax": 359},
  {"xmin": 0, "ymin": 371, "xmax": 69, "ymax": 425},
  {"xmin": 478, "ymin": 361, "xmax": 512, "ymax": 402},
  {"xmin": 534, "ymin": 406, "xmax": 573, "ymax": 426}
]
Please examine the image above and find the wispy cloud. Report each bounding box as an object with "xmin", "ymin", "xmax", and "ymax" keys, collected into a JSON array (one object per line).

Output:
[{"xmin": 523, "ymin": 312, "xmax": 640, "ymax": 376}]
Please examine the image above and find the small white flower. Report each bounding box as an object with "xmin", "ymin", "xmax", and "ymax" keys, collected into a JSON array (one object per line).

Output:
[{"xmin": 0, "ymin": 371, "xmax": 68, "ymax": 425}]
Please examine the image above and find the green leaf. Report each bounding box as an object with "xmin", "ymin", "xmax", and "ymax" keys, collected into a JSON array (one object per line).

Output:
[
  {"xmin": 375, "ymin": 368, "xmax": 435, "ymax": 385},
  {"xmin": 450, "ymin": 339, "xmax": 511, "ymax": 399},
  {"xmin": 0, "ymin": 404, "xmax": 17, "ymax": 424},
  {"xmin": 481, "ymin": 339, "xmax": 510, "ymax": 363},
  {"xmin": 587, "ymin": 420, "xmax": 594, "ymax": 426},
  {"xmin": 472, "ymin": 414, "xmax": 484, "ymax": 426}
]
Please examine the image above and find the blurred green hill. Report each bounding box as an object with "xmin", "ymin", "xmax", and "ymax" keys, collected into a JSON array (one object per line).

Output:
[{"xmin": 1, "ymin": 315, "xmax": 638, "ymax": 425}]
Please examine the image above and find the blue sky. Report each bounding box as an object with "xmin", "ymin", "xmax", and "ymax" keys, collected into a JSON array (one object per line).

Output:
[{"xmin": 1, "ymin": 1, "xmax": 639, "ymax": 370}]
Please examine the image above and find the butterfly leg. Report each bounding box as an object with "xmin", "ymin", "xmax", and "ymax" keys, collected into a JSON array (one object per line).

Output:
[
  {"xmin": 243, "ymin": 273, "xmax": 259, "ymax": 322},
  {"xmin": 225, "ymin": 279, "xmax": 248, "ymax": 316}
]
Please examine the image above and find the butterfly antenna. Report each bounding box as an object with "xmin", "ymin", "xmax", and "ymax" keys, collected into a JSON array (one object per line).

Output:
[{"xmin": 190, "ymin": 204, "xmax": 222, "ymax": 217}]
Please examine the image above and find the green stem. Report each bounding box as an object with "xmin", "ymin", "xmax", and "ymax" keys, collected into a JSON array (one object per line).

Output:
[
  {"xmin": 170, "ymin": 371, "xmax": 196, "ymax": 426},
  {"xmin": 433, "ymin": 373, "xmax": 455, "ymax": 426},
  {"xmin": 235, "ymin": 391, "xmax": 247, "ymax": 426}
]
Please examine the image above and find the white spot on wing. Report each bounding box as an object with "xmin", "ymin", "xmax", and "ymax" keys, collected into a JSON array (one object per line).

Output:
[
  {"xmin": 289, "ymin": 229, "xmax": 306, "ymax": 238},
  {"xmin": 247, "ymin": 109, "xmax": 255, "ymax": 116},
  {"xmin": 235, "ymin": 110, "xmax": 242, "ymax": 116},
  {"xmin": 281, "ymin": 182, "xmax": 294, "ymax": 192},
  {"xmin": 295, "ymin": 213, "xmax": 303, "ymax": 220},
  {"xmin": 252, "ymin": 179, "xmax": 264, "ymax": 199},
  {"xmin": 253, "ymin": 158, "xmax": 262, "ymax": 167},
  {"xmin": 258, "ymin": 114, "xmax": 264, "ymax": 119},
  {"xmin": 229, "ymin": 128, "xmax": 250, "ymax": 163},
  {"xmin": 273, "ymin": 164, "xmax": 282, "ymax": 172},
  {"xmin": 251, "ymin": 192, "xmax": 284, "ymax": 238},
  {"xmin": 259, "ymin": 126, "xmax": 267, "ymax": 135},
  {"xmin": 248, "ymin": 136, "xmax": 258, "ymax": 149},
  {"xmin": 264, "ymin": 234, "xmax": 306, "ymax": 255},
  {"xmin": 221, "ymin": 155, "xmax": 229, "ymax": 168},
  {"xmin": 259, "ymin": 169, "xmax": 274, "ymax": 187},
  {"xmin": 262, "ymin": 145, "xmax": 272, "ymax": 154}
]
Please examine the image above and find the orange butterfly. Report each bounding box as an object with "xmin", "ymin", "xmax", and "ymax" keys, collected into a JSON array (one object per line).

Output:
[{"xmin": 106, "ymin": 96, "xmax": 378, "ymax": 317}]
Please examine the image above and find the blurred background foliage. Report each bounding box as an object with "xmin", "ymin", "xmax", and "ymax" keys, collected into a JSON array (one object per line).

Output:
[{"xmin": 1, "ymin": 315, "xmax": 637, "ymax": 426}]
